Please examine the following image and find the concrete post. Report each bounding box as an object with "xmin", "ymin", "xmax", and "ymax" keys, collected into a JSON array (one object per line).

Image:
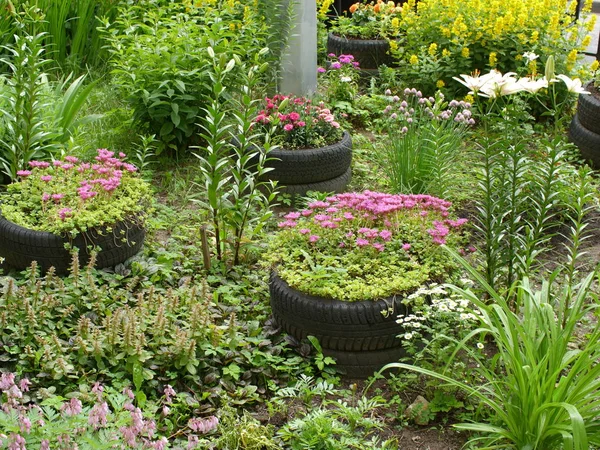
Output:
[{"xmin": 280, "ymin": 0, "xmax": 317, "ymax": 96}]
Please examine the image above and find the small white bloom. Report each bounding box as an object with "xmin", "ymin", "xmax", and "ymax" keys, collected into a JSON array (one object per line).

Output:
[
  {"xmin": 340, "ymin": 76, "xmax": 352, "ymax": 82},
  {"xmin": 404, "ymin": 332, "xmax": 413, "ymax": 340},
  {"xmin": 477, "ymin": 342, "xmax": 485, "ymax": 349},
  {"xmin": 522, "ymin": 51, "xmax": 539, "ymax": 62}
]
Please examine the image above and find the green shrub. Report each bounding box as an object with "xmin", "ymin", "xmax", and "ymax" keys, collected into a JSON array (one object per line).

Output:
[{"xmin": 104, "ymin": 0, "xmax": 287, "ymax": 155}]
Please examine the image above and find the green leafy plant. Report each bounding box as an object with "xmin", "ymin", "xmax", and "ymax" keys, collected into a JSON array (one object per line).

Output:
[
  {"xmin": 380, "ymin": 89, "xmax": 473, "ymax": 197},
  {"xmin": 381, "ymin": 175, "xmax": 600, "ymax": 449},
  {"xmin": 265, "ymin": 191, "xmax": 469, "ymax": 301},
  {"xmin": 0, "ymin": 30, "xmax": 57, "ymax": 180},
  {"xmin": 277, "ymin": 396, "xmax": 395, "ymax": 449},
  {"xmin": 318, "ymin": 53, "xmax": 361, "ymax": 106},
  {"xmin": 1, "ymin": 149, "xmax": 151, "ymax": 236},
  {"xmin": 193, "ymin": 48, "xmax": 278, "ymax": 267},
  {"xmin": 0, "ymin": 16, "xmax": 100, "ymax": 182},
  {"xmin": 472, "ymin": 136, "xmax": 592, "ymax": 295},
  {"xmin": 104, "ymin": 0, "xmax": 280, "ymax": 155}
]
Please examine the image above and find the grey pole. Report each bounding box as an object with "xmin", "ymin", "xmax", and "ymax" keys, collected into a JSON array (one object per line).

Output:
[{"xmin": 280, "ymin": 0, "xmax": 318, "ymax": 96}]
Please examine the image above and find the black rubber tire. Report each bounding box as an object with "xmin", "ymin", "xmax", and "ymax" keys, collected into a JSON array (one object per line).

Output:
[
  {"xmin": 327, "ymin": 33, "xmax": 394, "ymax": 70},
  {"xmin": 279, "ymin": 166, "xmax": 351, "ymax": 197},
  {"xmin": 266, "ymin": 131, "xmax": 352, "ymax": 184},
  {"xmin": 577, "ymin": 84, "xmax": 600, "ymax": 135},
  {"xmin": 270, "ymin": 273, "xmax": 409, "ymax": 352},
  {"xmin": 0, "ymin": 215, "xmax": 145, "ymax": 274},
  {"xmin": 323, "ymin": 347, "xmax": 405, "ymax": 379},
  {"xmin": 569, "ymin": 114, "xmax": 600, "ymax": 168}
]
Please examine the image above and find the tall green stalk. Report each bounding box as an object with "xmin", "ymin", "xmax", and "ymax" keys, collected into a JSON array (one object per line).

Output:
[
  {"xmin": 0, "ymin": 31, "xmax": 57, "ymax": 180},
  {"xmin": 473, "ymin": 137, "xmax": 572, "ymax": 299},
  {"xmin": 194, "ymin": 48, "xmax": 277, "ymax": 267}
]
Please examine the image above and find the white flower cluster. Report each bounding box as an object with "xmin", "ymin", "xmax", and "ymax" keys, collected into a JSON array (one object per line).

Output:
[
  {"xmin": 453, "ymin": 65, "xmax": 589, "ymax": 98},
  {"xmin": 398, "ymin": 282, "xmax": 482, "ymax": 341}
]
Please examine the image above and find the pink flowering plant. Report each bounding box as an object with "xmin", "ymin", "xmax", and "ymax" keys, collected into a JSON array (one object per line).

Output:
[
  {"xmin": 0, "ymin": 149, "xmax": 151, "ymax": 236},
  {"xmin": 318, "ymin": 53, "xmax": 361, "ymax": 104},
  {"xmin": 266, "ymin": 191, "xmax": 469, "ymax": 301},
  {"xmin": 0, "ymin": 374, "xmax": 218, "ymax": 449},
  {"xmin": 253, "ymin": 95, "xmax": 343, "ymax": 150}
]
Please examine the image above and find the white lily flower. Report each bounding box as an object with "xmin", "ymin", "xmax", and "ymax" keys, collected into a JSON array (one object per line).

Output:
[
  {"xmin": 479, "ymin": 72, "xmax": 524, "ymax": 98},
  {"xmin": 452, "ymin": 70, "xmax": 502, "ymax": 94},
  {"xmin": 523, "ymin": 51, "xmax": 539, "ymax": 62},
  {"xmin": 556, "ymin": 74, "xmax": 591, "ymax": 94},
  {"xmin": 518, "ymin": 76, "xmax": 549, "ymax": 94}
]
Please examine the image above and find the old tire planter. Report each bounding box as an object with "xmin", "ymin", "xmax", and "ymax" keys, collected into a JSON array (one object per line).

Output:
[
  {"xmin": 266, "ymin": 131, "xmax": 352, "ymax": 185},
  {"xmin": 0, "ymin": 215, "xmax": 145, "ymax": 274},
  {"xmin": 569, "ymin": 114, "xmax": 600, "ymax": 168},
  {"xmin": 327, "ymin": 33, "xmax": 394, "ymax": 72},
  {"xmin": 576, "ymin": 83, "xmax": 600, "ymax": 135},
  {"xmin": 279, "ymin": 167, "xmax": 351, "ymax": 197},
  {"xmin": 270, "ymin": 272, "xmax": 409, "ymax": 378}
]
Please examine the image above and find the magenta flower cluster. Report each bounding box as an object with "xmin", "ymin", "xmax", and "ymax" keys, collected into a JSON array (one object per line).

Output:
[
  {"xmin": 318, "ymin": 53, "xmax": 361, "ymax": 73},
  {"xmin": 277, "ymin": 191, "xmax": 467, "ymax": 252},
  {"xmin": 16, "ymin": 149, "xmax": 138, "ymax": 223},
  {"xmin": 253, "ymin": 95, "xmax": 342, "ymax": 149}
]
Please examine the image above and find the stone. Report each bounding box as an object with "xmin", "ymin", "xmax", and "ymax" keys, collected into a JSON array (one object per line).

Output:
[{"xmin": 404, "ymin": 395, "xmax": 431, "ymax": 425}]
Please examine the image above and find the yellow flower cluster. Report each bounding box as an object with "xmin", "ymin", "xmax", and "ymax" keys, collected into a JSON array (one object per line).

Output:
[
  {"xmin": 394, "ymin": 0, "xmax": 593, "ymax": 89},
  {"xmin": 402, "ymin": 0, "xmax": 588, "ymax": 48},
  {"xmin": 317, "ymin": 0, "xmax": 335, "ymax": 19}
]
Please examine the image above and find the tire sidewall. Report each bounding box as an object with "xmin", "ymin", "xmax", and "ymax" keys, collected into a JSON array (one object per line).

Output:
[
  {"xmin": 0, "ymin": 213, "xmax": 145, "ymax": 273},
  {"xmin": 269, "ymin": 272, "xmax": 409, "ymax": 352},
  {"xmin": 266, "ymin": 131, "xmax": 352, "ymax": 184},
  {"xmin": 577, "ymin": 83, "xmax": 600, "ymax": 135},
  {"xmin": 569, "ymin": 114, "xmax": 600, "ymax": 169},
  {"xmin": 326, "ymin": 33, "xmax": 395, "ymax": 70}
]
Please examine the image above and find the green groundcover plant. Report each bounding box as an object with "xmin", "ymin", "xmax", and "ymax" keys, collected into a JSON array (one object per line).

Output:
[
  {"xmin": 265, "ymin": 190, "xmax": 470, "ymax": 301},
  {"xmin": 0, "ymin": 149, "xmax": 151, "ymax": 236},
  {"xmin": 253, "ymin": 95, "xmax": 343, "ymax": 149}
]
